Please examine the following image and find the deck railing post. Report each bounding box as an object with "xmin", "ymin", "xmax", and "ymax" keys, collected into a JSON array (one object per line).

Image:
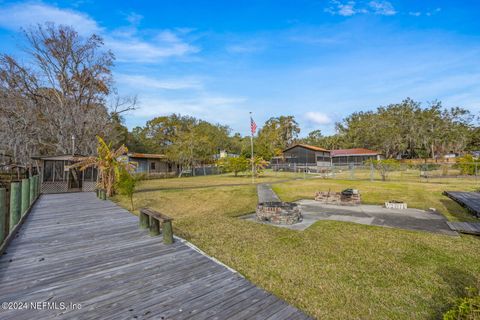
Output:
[
  {"xmin": 162, "ymin": 220, "xmax": 174, "ymax": 244},
  {"xmin": 0, "ymin": 188, "xmax": 6, "ymax": 242},
  {"xmin": 29, "ymin": 176, "xmax": 35, "ymax": 205},
  {"xmin": 9, "ymin": 182, "xmax": 21, "ymax": 232},
  {"xmin": 21, "ymin": 178, "xmax": 30, "ymax": 216}
]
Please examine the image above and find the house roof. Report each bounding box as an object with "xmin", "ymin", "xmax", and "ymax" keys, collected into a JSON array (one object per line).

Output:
[
  {"xmin": 330, "ymin": 148, "xmax": 379, "ymax": 157},
  {"xmin": 283, "ymin": 144, "xmax": 330, "ymax": 153},
  {"xmin": 31, "ymin": 154, "xmax": 89, "ymax": 161},
  {"xmin": 128, "ymin": 152, "xmax": 167, "ymax": 159}
]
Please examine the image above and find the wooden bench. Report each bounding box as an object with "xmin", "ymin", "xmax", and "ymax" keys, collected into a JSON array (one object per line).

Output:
[{"xmin": 139, "ymin": 208, "xmax": 174, "ymax": 244}]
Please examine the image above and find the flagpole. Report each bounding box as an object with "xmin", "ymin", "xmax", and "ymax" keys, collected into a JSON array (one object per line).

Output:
[{"xmin": 250, "ymin": 112, "xmax": 255, "ymax": 184}]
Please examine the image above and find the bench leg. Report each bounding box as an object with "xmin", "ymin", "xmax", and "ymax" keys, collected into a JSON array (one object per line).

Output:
[
  {"xmin": 139, "ymin": 211, "xmax": 149, "ymax": 229},
  {"xmin": 149, "ymin": 217, "xmax": 160, "ymax": 236},
  {"xmin": 162, "ymin": 221, "xmax": 174, "ymax": 244}
]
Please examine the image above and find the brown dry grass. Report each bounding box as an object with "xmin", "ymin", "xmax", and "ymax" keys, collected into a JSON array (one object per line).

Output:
[{"xmin": 114, "ymin": 174, "xmax": 480, "ymax": 319}]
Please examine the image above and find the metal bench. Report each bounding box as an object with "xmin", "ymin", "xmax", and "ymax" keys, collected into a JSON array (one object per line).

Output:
[{"xmin": 139, "ymin": 208, "xmax": 174, "ymax": 244}]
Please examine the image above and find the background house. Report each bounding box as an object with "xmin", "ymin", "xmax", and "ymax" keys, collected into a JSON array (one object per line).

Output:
[
  {"xmin": 213, "ymin": 150, "xmax": 239, "ymax": 160},
  {"xmin": 126, "ymin": 153, "xmax": 178, "ymax": 178},
  {"xmin": 273, "ymin": 144, "xmax": 381, "ymax": 171},
  {"xmin": 271, "ymin": 144, "xmax": 331, "ymax": 171},
  {"xmin": 330, "ymin": 148, "xmax": 382, "ymax": 167}
]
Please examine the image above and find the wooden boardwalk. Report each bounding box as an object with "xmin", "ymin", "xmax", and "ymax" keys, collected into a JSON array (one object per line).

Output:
[
  {"xmin": 443, "ymin": 191, "xmax": 480, "ymax": 217},
  {"xmin": 0, "ymin": 193, "xmax": 310, "ymax": 320},
  {"xmin": 447, "ymin": 222, "xmax": 480, "ymax": 235}
]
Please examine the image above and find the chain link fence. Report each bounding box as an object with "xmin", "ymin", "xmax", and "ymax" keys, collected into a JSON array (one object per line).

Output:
[{"xmin": 271, "ymin": 162, "xmax": 480, "ymax": 183}]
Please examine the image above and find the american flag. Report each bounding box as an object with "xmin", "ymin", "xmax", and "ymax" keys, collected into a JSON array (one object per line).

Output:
[{"xmin": 250, "ymin": 116, "xmax": 257, "ymax": 136}]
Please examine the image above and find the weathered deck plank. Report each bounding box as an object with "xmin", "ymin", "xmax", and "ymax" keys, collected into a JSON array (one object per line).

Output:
[
  {"xmin": 443, "ymin": 191, "xmax": 480, "ymax": 217},
  {"xmin": 447, "ymin": 221, "xmax": 480, "ymax": 235},
  {"xmin": 0, "ymin": 192, "xmax": 311, "ymax": 319}
]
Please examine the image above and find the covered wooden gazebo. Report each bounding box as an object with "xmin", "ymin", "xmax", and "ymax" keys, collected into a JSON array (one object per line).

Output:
[{"xmin": 31, "ymin": 155, "xmax": 98, "ymax": 194}]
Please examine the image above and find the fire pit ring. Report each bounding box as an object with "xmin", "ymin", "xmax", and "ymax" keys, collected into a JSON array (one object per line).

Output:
[{"xmin": 256, "ymin": 202, "xmax": 302, "ymax": 225}]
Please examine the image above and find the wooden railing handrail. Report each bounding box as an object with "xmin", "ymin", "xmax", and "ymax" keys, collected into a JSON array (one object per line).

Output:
[{"xmin": 0, "ymin": 174, "xmax": 41, "ymax": 254}]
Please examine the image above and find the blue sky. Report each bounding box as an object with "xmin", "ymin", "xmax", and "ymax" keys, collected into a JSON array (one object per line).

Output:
[{"xmin": 0, "ymin": 1, "xmax": 479, "ymax": 136}]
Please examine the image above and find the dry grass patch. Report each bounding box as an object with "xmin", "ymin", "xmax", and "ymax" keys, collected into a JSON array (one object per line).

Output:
[
  {"xmin": 135, "ymin": 171, "xmax": 304, "ymax": 191},
  {"xmin": 114, "ymin": 176, "xmax": 480, "ymax": 319}
]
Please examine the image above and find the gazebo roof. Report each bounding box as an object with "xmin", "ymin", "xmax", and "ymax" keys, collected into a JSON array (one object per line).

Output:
[{"xmin": 31, "ymin": 154, "xmax": 89, "ymax": 161}]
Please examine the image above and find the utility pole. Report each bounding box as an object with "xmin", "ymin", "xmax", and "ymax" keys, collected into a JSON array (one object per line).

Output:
[{"xmin": 71, "ymin": 135, "xmax": 75, "ymax": 156}]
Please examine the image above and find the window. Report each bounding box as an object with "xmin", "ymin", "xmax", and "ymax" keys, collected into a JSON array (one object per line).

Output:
[
  {"xmin": 150, "ymin": 162, "xmax": 156, "ymax": 170},
  {"xmin": 316, "ymin": 156, "xmax": 330, "ymax": 162},
  {"xmin": 44, "ymin": 161, "xmax": 53, "ymax": 182}
]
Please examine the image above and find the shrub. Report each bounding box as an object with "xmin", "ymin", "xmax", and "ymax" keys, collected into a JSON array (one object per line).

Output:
[
  {"xmin": 217, "ymin": 156, "xmax": 249, "ymax": 177},
  {"xmin": 456, "ymin": 155, "xmax": 480, "ymax": 176},
  {"xmin": 116, "ymin": 169, "xmax": 138, "ymax": 211},
  {"xmin": 443, "ymin": 288, "xmax": 480, "ymax": 320},
  {"xmin": 367, "ymin": 159, "xmax": 400, "ymax": 181},
  {"xmin": 249, "ymin": 156, "xmax": 269, "ymax": 177}
]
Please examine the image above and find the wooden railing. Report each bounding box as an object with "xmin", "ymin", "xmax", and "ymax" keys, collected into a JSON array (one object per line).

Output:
[{"xmin": 0, "ymin": 175, "xmax": 40, "ymax": 253}]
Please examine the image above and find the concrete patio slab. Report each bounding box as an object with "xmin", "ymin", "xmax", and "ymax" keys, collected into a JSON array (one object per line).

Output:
[{"xmin": 242, "ymin": 199, "xmax": 458, "ymax": 235}]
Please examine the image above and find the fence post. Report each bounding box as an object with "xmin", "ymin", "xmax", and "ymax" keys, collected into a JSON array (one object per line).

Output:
[
  {"xmin": 9, "ymin": 182, "xmax": 21, "ymax": 232},
  {"xmin": 0, "ymin": 188, "xmax": 6, "ymax": 242},
  {"xmin": 21, "ymin": 178, "xmax": 30, "ymax": 215},
  {"xmin": 29, "ymin": 176, "xmax": 35, "ymax": 205},
  {"xmin": 370, "ymin": 162, "xmax": 374, "ymax": 181}
]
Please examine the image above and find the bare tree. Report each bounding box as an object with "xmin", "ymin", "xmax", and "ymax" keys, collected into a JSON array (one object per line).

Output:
[{"xmin": 0, "ymin": 23, "xmax": 136, "ymax": 165}]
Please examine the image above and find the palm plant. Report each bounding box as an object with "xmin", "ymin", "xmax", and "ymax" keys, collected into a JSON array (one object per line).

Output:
[
  {"xmin": 250, "ymin": 156, "xmax": 269, "ymax": 177},
  {"xmin": 75, "ymin": 136, "xmax": 135, "ymax": 196}
]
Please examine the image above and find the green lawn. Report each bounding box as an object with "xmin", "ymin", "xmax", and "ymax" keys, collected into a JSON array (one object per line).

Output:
[
  {"xmin": 113, "ymin": 173, "xmax": 480, "ymax": 319},
  {"xmin": 135, "ymin": 170, "xmax": 305, "ymax": 191}
]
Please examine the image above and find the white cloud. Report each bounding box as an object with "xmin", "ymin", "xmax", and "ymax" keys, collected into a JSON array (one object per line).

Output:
[
  {"xmin": 0, "ymin": 2, "xmax": 100, "ymax": 35},
  {"xmin": 426, "ymin": 8, "xmax": 441, "ymax": 16},
  {"xmin": 338, "ymin": 2, "xmax": 356, "ymax": 16},
  {"xmin": 305, "ymin": 112, "xmax": 333, "ymax": 125},
  {"xmin": 106, "ymin": 30, "xmax": 199, "ymax": 63},
  {"xmin": 125, "ymin": 12, "xmax": 143, "ymax": 26},
  {"xmin": 131, "ymin": 95, "xmax": 248, "ymax": 130},
  {"xmin": 0, "ymin": 2, "xmax": 198, "ymax": 63},
  {"xmin": 115, "ymin": 74, "xmax": 203, "ymax": 90},
  {"xmin": 325, "ymin": 0, "xmax": 396, "ymax": 16},
  {"xmin": 368, "ymin": 1, "xmax": 396, "ymax": 16},
  {"xmin": 409, "ymin": 7, "xmax": 441, "ymax": 17},
  {"xmin": 325, "ymin": 1, "xmax": 363, "ymax": 16}
]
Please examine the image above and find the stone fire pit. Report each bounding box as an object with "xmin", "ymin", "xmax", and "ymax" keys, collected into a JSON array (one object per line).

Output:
[
  {"xmin": 314, "ymin": 189, "xmax": 361, "ymax": 206},
  {"xmin": 256, "ymin": 202, "xmax": 302, "ymax": 225}
]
